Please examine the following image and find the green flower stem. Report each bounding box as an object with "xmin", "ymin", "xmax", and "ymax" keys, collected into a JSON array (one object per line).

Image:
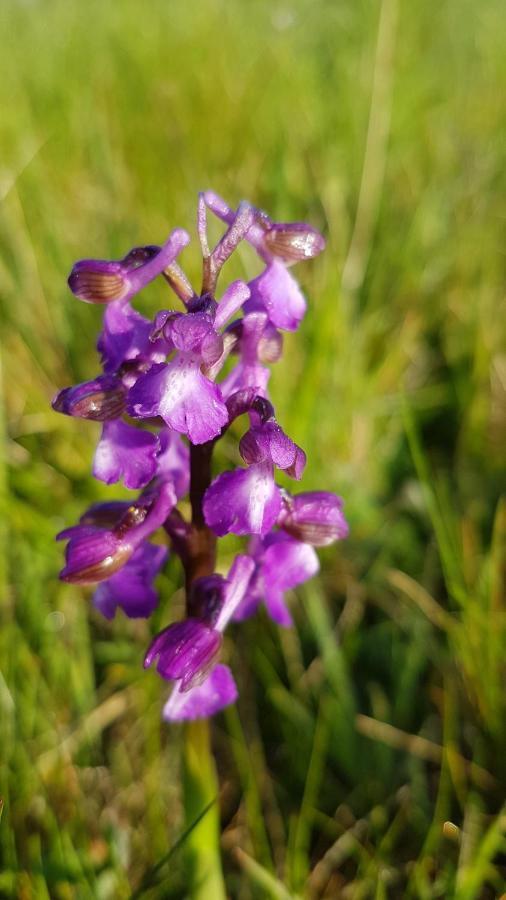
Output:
[{"xmin": 182, "ymin": 719, "xmax": 226, "ymax": 899}]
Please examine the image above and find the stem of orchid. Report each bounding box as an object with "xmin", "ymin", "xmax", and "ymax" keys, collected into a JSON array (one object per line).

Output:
[
  {"xmin": 181, "ymin": 440, "xmax": 225, "ymax": 898},
  {"xmin": 182, "ymin": 718, "xmax": 226, "ymax": 900}
]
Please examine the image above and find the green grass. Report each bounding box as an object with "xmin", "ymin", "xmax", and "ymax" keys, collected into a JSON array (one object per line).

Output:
[{"xmin": 1, "ymin": 0, "xmax": 505, "ymax": 896}]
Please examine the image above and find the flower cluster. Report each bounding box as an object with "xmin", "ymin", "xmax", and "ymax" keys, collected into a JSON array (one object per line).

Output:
[{"xmin": 54, "ymin": 191, "xmax": 348, "ymax": 722}]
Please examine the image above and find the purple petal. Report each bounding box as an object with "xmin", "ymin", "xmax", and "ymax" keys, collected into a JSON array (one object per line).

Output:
[
  {"xmin": 203, "ymin": 462, "xmax": 281, "ymax": 536},
  {"xmin": 214, "ymin": 280, "xmax": 250, "ymax": 329},
  {"xmin": 98, "ymin": 302, "xmax": 169, "ymax": 376},
  {"xmin": 93, "ymin": 420, "xmax": 158, "ymax": 490},
  {"xmin": 215, "ymin": 555, "xmax": 256, "ymax": 631},
  {"xmin": 239, "ymin": 421, "xmax": 306, "ymax": 478},
  {"xmin": 128, "ymin": 356, "xmax": 228, "ymax": 444},
  {"xmin": 246, "ymin": 261, "xmax": 306, "ymax": 331},
  {"xmin": 126, "ymin": 229, "xmax": 190, "ymax": 295},
  {"xmin": 220, "ymin": 360, "xmax": 271, "ymax": 400},
  {"xmin": 166, "ymin": 311, "xmax": 218, "ymax": 354},
  {"xmin": 68, "ymin": 259, "xmax": 129, "ymax": 304},
  {"xmin": 156, "ymin": 428, "xmax": 190, "ymax": 499},
  {"xmin": 262, "ymin": 533, "xmax": 319, "ymax": 625},
  {"xmin": 92, "ymin": 543, "xmax": 168, "ymax": 619},
  {"xmin": 163, "ymin": 664, "xmax": 238, "ymax": 721}
]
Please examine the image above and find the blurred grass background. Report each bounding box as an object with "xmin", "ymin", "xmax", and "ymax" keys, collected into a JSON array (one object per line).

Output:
[{"xmin": 0, "ymin": 0, "xmax": 505, "ymax": 896}]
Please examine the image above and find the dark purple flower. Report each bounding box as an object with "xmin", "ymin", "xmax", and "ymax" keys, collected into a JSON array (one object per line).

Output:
[
  {"xmin": 52, "ymin": 375, "xmax": 126, "ymax": 421},
  {"xmin": 234, "ymin": 532, "xmax": 319, "ymax": 626},
  {"xmin": 93, "ymin": 543, "xmax": 168, "ymax": 619},
  {"xmin": 163, "ymin": 664, "xmax": 238, "ymax": 722},
  {"xmin": 278, "ymin": 491, "xmax": 349, "ymax": 546},
  {"xmin": 203, "ymin": 463, "xmax": 281, "ymax": 536},
  {"xmin": 58, "ymin": 480, "xmax": 176, "ymax": 584},
  {"xmin": 204, "ymin": 191, "xmax": 325, "ymax": 330},
  {"xmin": 203, "ymin": 419, "xmax": 305, "ymax": 536},
  {"xmin": 68, "ymin": 229, "xmax": 190, "ymax": 304},
  {"xmin": 93, "ymin": 419, "xmax": 159, "ymax": 490}
]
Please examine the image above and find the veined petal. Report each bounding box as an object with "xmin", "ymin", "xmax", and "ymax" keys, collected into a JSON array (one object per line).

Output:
[
  {"xmin": 163, "ymin": 664, "xmax": 238, "ymax": 721},
  {"xmin": 203, "ymin": 462, "xmax": 281, "ymax": 536},
  {"xmin": 93, "ymin": 420, "xmax": 158, "ymax": 490}
]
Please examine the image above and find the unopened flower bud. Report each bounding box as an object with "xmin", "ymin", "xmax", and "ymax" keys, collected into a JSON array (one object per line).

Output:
[
  {"xmin": 52, "ymin": 376, "xmax": 126, "ymax": 421},
  {"xmin": 263, "ymin": 223, "xmax": 325, "ymax": 263},
  {"xmin": 278, "ymin": 492, "xmax": 349, "ymax": 546}
]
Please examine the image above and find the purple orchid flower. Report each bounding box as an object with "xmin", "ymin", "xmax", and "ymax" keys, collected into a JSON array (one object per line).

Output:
[
  {"xmin": 127, "ymin": 282, "xmax": 250, "ymax": 444},
  {"xmin": 57, "ymin": 480, "xmax": 176, "ymax": 584},
  {"xmin": 54, "ymin": 190, "xmax": 346, "ymax": 726},
  {"xmin": 203, "ymin": 190, "xmax": 325, "ymax": 331},
  {"xmin": 203, "ymin": 417, "xmax": 306, "ymax": 536},
  {"xmin": 98, "ymin": 301, "xmax": 170, "ymax": 379},
  {"xmin": 234, "ymin": 532, "xmax": 319, "ymax": 627},
  {"xmin": 144, "ymin": 555, "xmax": 254, "ymax": 686}
]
